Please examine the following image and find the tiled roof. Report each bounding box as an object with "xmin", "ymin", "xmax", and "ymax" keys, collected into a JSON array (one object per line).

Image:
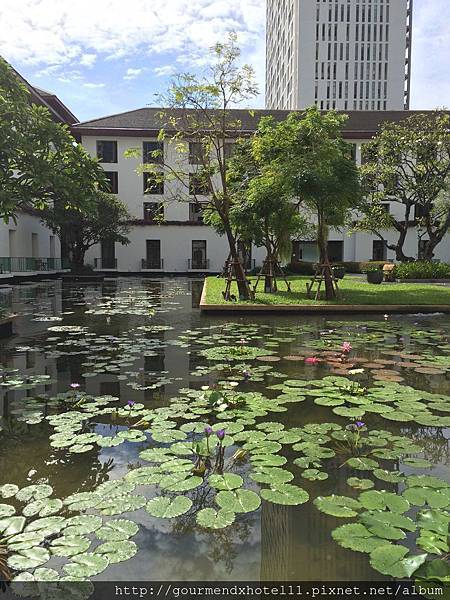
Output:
[{"xmin": 72, "ymin": 107, "xmax": 446, "ymax": 139}]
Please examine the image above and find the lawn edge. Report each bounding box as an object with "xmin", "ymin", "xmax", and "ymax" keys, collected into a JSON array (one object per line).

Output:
[{"xmin": 200, "ymin": 281, "xmax": 450, "ymax": 314}]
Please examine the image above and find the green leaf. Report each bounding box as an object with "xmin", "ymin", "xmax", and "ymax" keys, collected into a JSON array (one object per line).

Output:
[
  {"xmin": 359, "ymin": 490, "xmax": 410, "ymax": 514},
  {"xmin": 0, "ymin": 484, "xmax": 19, "ymax": 499},
  {"xmin": 0, "ymin": 516, "xmax": 26, "ymax": 536},
  {"xmin": 16, "ymin": 485, "xmax": 52, "ymax": 503},
  {"xmin": 332, "ymin": 523, "xmax": 386, "ymax": 553},
  {"xmin": 96, "ymin": 519, "xmax": 139, "ymax": 541},
  {"xmin": 7, "ymin": 532, "xmax": 46, "ymax": 552},
  {"xmin": 314, "ymin": 495, "xmax": 360, "ymax": 518},
  {"xmin": 8, "ymin": 547, "xmax": 50, "ymax": 570},
  {"xmin": 250, "ymin": 468, "xmax": 294, "ymax": 485},
  {"xmin": 370, "ymin": 544, "xmax": 427, "ymax": 578},
  {"xmin": 346, "ymin": 457, "xmax": 379, "ymax": 471},
  {"xmin": 261, "ymin": 485, "xmax": 309, "ymax": 506},
  {"xmin": 62, "ymin": 552, "xmax": 109, "ymax": 578},
  {"xmin": 216, "ymin": 489, "xmax": 261, "ymax": 513},
  {"xmin": 417, "ymin": 509, "xmax": 450, "ymax": 535},
  {"xmin": 0, "ymin": 503, "xmax": 15, "ymax": 518},
  {"xmin": 97, "ymin": 495, "xmax": 147, "ymax": 516},
  {"xmin": 22, "ymin": 498, "xmax": 63, "ymax": 518},
  {"xmin": 402, "ymin": 487, "xmax": 449, "ymax": 509},
  {"xmin": 346, "ymin": 478, "xmax": 374, "ymax": 490},
  {"xmin": 417, "ymin": 530, "xmax": 448, "ymax": 555},
  {"xmin": 63, "ymin": 515, "xmax": 103, "ymax": 536},
  {"xmin": 208, "ymin": 473, "xmax": 243, "ymax": 491},
  {"xmin": 94, "ymin": 540, "xmax": 137, "ymax": 564},
  {"xmin": 50, "ymin": 535, "xmax": 91, "ymax": 557},
  {"xmin": 196, "ymin": 508, "xmax": 235, "ymax": 530},
  {"xmin": 146, "ymin": 496, "xmax": 192, "ymax": 518},
  {"xmin": 159, "ymin": 474, "xmax": 202, "ymax": 492}
]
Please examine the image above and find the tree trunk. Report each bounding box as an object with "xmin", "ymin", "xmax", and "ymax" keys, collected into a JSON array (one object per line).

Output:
[
  {"xmin": 317, "ymin": 213, "xmax": 335, "ymax": 300},
  {"xmin": 223, "ymin": 220, "xmax": 251, "ymax": 300},
  {"xmin": 70, "ymin": 244, "xmax": 86, "ymax": 270}
]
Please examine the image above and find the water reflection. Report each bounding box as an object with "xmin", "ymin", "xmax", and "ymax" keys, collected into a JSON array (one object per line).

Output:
[{"xmin": 0, "ymin": 278, "xmax": 449, "ymax": 581}]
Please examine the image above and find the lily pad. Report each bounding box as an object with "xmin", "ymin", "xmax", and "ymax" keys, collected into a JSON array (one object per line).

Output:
[
  {"xmin": 216, "ymin": 489, "xmax": 261, "ymax": 513},
  {"xmin": 314, "ymin": 495, "xmax": 361, "ymax": 518},
  {"xmin": 261, "ymin": 485, "xmax": 309, "ymax": 506},
  {"xmin": 62, "ymin": 553, "xmax": 110, "ymax": 578},
  {"xmin": 94, "ymin": 540, "xmax": 138, "ymax": 564},
  {"xmin": 208, "ymin": 474, "xmax": 243, "ymax": 491},
  {"xmin": 146, "ymin": 496, "xmax": 192, "ymax": 518},
  {"xmin": 196, "ymin": 508, "xmax": 235, "ymax": 530},
  {"xmin": 369, "ymin": 544, "xmax": 427, "ymax": 578}
]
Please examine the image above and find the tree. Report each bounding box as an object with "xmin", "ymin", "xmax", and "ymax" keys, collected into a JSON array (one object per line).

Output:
[
  {"xmin": 247, "ymin": 108, "xmax": 362, "ymax": 300},
  {"xmin": 40, "ymin": 193, "xmax": 131, "ymax": 269},
  {"xmin": 227, "ymin": 139, "xmax": 310, "ymax": 292},
  {"xmin": 130, "ymin": 33, "xmax": 258, "ymax": 300},
  {"xmin": 358, "ymin": 112, "xmax": 450, "ymax": 262},
  {"xmin": 0, "ymin": 57, "xmax": 105, "ymax": 221}
]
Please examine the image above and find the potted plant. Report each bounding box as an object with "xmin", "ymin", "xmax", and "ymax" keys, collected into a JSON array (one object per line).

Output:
[
  {"xmin": 366, "ymin": 266, "xmax": 384, "ymax": 284},
  {"xmin": 332, "ymin": 265, "xmax": 346, "ymax": 280}
]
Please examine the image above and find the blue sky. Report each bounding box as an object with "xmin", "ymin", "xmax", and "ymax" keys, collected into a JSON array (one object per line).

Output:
[{"xmin": 0, "ymin": 0, "xmax": 448, "ymax": 123}]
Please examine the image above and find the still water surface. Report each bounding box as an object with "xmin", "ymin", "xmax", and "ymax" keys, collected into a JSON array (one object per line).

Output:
[{"xmin": 0, "ymin": 278, "xmax": 449, "ymax": 581}]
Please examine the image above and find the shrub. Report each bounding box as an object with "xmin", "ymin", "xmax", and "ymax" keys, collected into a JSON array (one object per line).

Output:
[
  {"xmin": 393, "ymin": 261, "xmax": 450, "ymax": 280},
  {"xmin": 336, "ymin": 261, "xmax": 388, "ymax": 273},
  {"xmin": 288, "ymin": 261, "xmax": 316, "ymax": 275}
]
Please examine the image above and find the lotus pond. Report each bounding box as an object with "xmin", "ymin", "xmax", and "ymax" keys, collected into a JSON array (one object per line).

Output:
[{"xmin": 0, "ymin": 277, "xmax": 450, "ymax": 591}]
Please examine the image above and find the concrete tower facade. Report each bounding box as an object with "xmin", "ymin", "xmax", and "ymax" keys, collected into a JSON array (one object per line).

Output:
[{"xmin": 266, "ymin": 0, "xmax": 412, "ymax": 111}]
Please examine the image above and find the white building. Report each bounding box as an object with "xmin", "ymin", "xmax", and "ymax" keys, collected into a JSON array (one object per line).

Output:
[
  {"xmin": 0, "ymin": 69, "xmax": 77, "ymax": 280},
  {"xmin": 266, "ymin": 0, "xmax": 413, "ymax": 111},
  {"xmin": 71, "ymin": 108, "xmax": 450, "ymax": 274}
]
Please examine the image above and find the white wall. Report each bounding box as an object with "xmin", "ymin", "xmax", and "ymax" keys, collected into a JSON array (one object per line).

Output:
[{"xmin": 80, "ymin": 134, "xmax": 450, "ymax": 272}]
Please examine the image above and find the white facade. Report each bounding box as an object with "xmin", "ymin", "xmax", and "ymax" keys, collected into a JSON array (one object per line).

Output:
[
  {"xmin": 266, "ymin": 0, "xmax": 413, "ymax": 111},
  {"xmin": 76, "ymin": 130, "xmax": 450, "ymax": 273}
]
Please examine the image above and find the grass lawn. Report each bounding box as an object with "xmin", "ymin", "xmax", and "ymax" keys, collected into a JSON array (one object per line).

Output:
[{"xmin": 203, "ymin": 275, "xmax": 450, "ymax": 306}]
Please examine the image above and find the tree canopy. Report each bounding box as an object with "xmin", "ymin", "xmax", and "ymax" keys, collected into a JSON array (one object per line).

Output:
[
  {"xmin": 0, "ymin": 57, "xmax": 105, "ymax": 221},
  {"xmin": 358, "ymin": 111, "xmax": 450, "ymax": 261}
]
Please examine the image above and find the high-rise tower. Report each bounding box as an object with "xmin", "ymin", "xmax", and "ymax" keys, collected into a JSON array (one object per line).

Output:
[{"xmin": 266, "ymin": 0, "xmax": 412, "ymax": 111}]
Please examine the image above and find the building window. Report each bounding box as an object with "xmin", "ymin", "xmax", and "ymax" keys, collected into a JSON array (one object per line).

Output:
[
  {"xmin": 100, "ymin": 239, "xmax": 116, "ymax": 269},
  {"xmin": 189, "ymin": 142, "xmax": 206, "ymax": 165},
  {"xmin": 103, "ymin": 171, "xmax": 118, "ymax": 194},
  {"xmin": 96, "ymin": 141, "xmax": 117, "ymax": 163},
  {"xmin": 191, "ymin": 240, "xmax": 207, "ymax": 269},
  {"xmin": 189, "ymin": 173, "xmax": 209, "ymax": 196},
  {"xmin": 143, "ymin": 172, "xmax": 164, "ymax": 195},
  {"xmin": 372, "ymin": 240, "xmax": 387, "ymax": 261},
  {"xmin": 144, "ymin": 240, "xmax": 161, "ymax": 269},
  {"xmin": 143, "ymin": 141, "xmax": 164, "ymax": 164},
  {"xmin": 189, "ymin": 203, "xmax": 204, "ymax": 223},
  {"xmin": 328, "ymin": 241, "xmax": 344, "ymax": 263},
  {"xmin": 143, "ymin": 202, "xmax": 163, "ymax": 222}
]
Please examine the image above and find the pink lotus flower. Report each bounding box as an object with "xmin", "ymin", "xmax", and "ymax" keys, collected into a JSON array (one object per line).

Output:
[
  {"xmin": 305, "ymin": 357, "xmax": 320, "ymax": 365},
  {"xmin": 70, "ymin": 383, "xmax": 80, "ymax": 389},
  {"xmin": 342, "ymin": 342, "xmax": 352, "ymax": 353}
]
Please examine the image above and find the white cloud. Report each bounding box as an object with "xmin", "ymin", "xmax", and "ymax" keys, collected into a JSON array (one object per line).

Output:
[
  {"xmin": 410, "ymin": 1, "xmax": 450, "ymax": 109},
  {"xmin": 154, "ymin": 65, "xmax": 175, "ymax": 77},
  {"xmin": 124, "ymin": 67, "xmax": 143, "ymax": 80},
  {"xmin": 79, "ymin": 53, "xmax": 97, "ymax": 67},
  {"xmin": 0, "ymin": 0, "xmax": 265, "ymax": 69},
  {"xmin": 83, "ymin": 82, "xmax": 105, "ymax": 88}
]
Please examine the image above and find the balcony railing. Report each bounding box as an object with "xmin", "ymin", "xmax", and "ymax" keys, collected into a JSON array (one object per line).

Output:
[
  {"xmin": 188, "ymin": 258, "xmax": 210, "ymax": 270},
  {"xmin": 141, "ymin": 258, "xmax": 164, "ymax": 270},
  {"xmin": 94, "ymin": 258, "xmax": 118, "ymax": 270},
  {"xmin": 0, "ymin": 257, "xmax": 63, "ymax": 273}
]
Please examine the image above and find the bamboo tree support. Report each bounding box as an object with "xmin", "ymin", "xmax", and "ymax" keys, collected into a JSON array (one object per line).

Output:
[
  {"xmin": 253, "ymin": 256, "xmax": 292, "ymax": 294},
  {"xmin": 219, "ymin": 253, "xmax": 232, "ymax": 278},
  {"xmin": 306, "ymin": 263, "xmax": 339, "ymax": 300},
  {"xmin": 222, "ymin": 257, "xmax": 254, "ymax": 301}
]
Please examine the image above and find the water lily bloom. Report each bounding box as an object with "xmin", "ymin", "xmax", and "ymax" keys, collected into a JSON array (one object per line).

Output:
[
  {"xmin": 70, "ymin": 383, "xmax": 80, "ymax": 389},
  {"xmin": 355, "ymin": 421, "xmax": 365, "ymax": 428},
  {"xmin": 216, "ymin": 429, "xmax": 226, "ymax": 441},
  {"xmin": 239, "ymin": 338, "xmax": 247, "ymax": 345},
  {"xmin": 242, "ymin": 370, "xmax": 251, "ymax": 380},
  {"xmin": 305, "ymin": 357, "xmax": 320, "ymax": 365},
  {"xmin": 127, "ymin": 400, "xmax": 136, "ymax": 408},
  {"xmin": 342, "ymin": 342, "xmax": 352, "ymax": 353},
  {"xmin": 204, "ymin": 426, "xmax": 213, "ymax": 437}
]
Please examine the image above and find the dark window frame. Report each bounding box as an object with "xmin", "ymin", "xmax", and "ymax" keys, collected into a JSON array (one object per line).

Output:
[
  {"xmin": 143, "ymin": 141, "xmax": 164, "ymax": 164},
  {"xmin": 96, "ymin": 140, "xmax": 117, "ymax": 163},
  {"xmin": 103, "ymin": 171, "xmax": 118, "ymax": 194},
  {"xmin": 143, "ymin": 202, "xmax": 164, "ymax": 222},
  {"xmin": 143, "ymin": 172, "xmax": 164, "ymax": 195}
]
